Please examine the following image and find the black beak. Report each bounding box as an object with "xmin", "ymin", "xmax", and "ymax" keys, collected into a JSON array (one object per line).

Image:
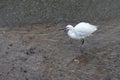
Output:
[{"xmin": 59, "ymin": 28, "xmax": 66, "ymax": 32}]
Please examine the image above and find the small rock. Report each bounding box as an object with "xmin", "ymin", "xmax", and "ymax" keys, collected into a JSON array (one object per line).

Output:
[
  {"xmin": 9, "ymin": 44, "xmax": 13, "ymax": 47},
  {"xmin": 74, "ymin": 59, "xmax": 80, "ymax": 64},
  {"xmin": 5, "ymin": 52, "xmax": 8, "ymax": 54},
  {"xmin": 25, "ymin": 47, "xmax": 36, "ymax": 55},
  {"xmin": 42, "ymin": 56, "xmax": 48, "ymax": 60}
]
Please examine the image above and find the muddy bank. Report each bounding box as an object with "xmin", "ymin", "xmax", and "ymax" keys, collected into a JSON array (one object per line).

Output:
[{"xmin": 0, "ymin": 19, "xmax": 120, "ymax": 80}]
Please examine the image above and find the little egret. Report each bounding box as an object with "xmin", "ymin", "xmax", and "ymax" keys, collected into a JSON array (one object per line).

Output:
[{"xmin": 66, "ymin": 22, "xmax": 97, "ymax": 46}]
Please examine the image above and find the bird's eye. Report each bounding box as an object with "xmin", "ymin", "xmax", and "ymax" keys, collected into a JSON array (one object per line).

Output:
[{"xmin": 66, "ymin": 27, "xmax": 69, "ymax": 30}]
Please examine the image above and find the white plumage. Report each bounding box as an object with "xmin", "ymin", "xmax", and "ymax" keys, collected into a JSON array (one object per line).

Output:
[{"xmin": 66, "ymin": 22, "xmax": 97, "ymax": 40}]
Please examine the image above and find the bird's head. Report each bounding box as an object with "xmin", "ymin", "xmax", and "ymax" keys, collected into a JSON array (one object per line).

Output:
[
  {"xmin": 59, "ymin": 25, "xmax": 73, "ymax": 32},
  {"xmin": 66, "ymin": 25, "xmax": 73, "ymax": 30}
]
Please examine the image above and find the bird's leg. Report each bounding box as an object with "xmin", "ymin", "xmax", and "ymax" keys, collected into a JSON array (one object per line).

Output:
[
  {"xmin": 81, "ymin": 39, "xmax": 84, "ymax": 46},
  {"xmin": 80, "ymin": 39, "xmax": 84, "ymax": 48},
  {"xmin": 79, "ymin": 39, "xmax": 84, "ymax": 53}
]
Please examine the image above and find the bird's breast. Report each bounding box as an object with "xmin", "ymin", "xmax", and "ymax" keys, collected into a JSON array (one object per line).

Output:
[{"xmin": 67, "ymin": 31, "xmax": 80, "ymax": 39}]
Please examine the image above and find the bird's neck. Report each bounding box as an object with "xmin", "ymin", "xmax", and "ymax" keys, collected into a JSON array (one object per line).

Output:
[
  {"xmin": 69, "ymin": 28, "xmax": 76, "ymax": 33},
  {"xmin": 68, "ymin": 26, "xmax": 74, "ymax": 30}
]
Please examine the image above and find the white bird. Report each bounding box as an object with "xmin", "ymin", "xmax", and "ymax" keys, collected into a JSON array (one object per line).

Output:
[{"xmin": 66, "ymin": 22, "xmax": 97, "ymax": 46}]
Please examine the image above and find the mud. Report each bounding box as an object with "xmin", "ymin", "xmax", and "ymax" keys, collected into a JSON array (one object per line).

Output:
[{"xmin": 0, "ymin": 19, "xmax": 120, "ymax": 80}]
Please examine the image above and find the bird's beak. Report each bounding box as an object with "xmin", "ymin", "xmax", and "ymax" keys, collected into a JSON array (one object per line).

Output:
[{"xmin": 59, "ymin": 28, "xmax": 66, "ymax": 32}]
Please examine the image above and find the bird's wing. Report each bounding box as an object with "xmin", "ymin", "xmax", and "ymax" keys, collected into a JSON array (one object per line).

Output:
[{"xmin": 74, "ymin": 22, "xmax": 97, "ymax": 34}]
